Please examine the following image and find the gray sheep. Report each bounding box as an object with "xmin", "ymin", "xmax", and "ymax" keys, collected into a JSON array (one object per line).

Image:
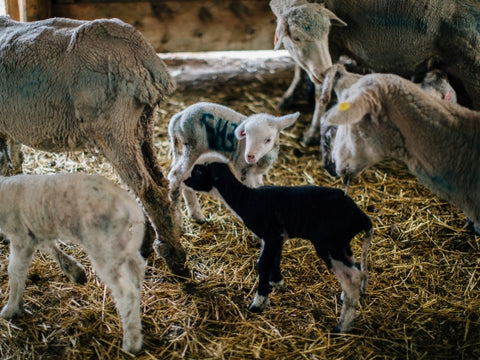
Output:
[
  {"xmin": 0, "ymin": 173, "xmax": 145, "ymax": 354},
  {"xmin": 0, "ymin": 16, "xmax": 187, "ymax": 275},
  {"xmin": 270, "ymin": 0, "xmax": 480, "ymax": 109},
  {"xmin": 323, "ymin": 73, "xmax": 480, "ymax": 234},
  {"xmin": 168, "ymin": 102, "xmax": 299, "ymax": 227}
]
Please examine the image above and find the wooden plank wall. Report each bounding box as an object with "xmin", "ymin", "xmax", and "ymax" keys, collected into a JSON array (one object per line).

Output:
[{"xmin": 7, "ymin": 0, "xmax": 278, "ymax": 52}]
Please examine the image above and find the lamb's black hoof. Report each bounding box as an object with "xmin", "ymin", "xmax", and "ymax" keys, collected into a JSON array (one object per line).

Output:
[{"xmin": 248, "ymin": 304, "xmax": 263, "ymax": 313}]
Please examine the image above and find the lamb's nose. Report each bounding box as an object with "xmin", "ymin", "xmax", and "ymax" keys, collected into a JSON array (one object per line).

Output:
[{"xmin": 247, "ymin": 154, "xmax": 255, "ymax": 163}]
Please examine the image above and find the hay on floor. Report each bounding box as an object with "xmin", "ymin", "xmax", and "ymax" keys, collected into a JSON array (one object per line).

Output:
[{"xmin": 0, "ymin": 76, "xmax": 479, "ymax": 360}]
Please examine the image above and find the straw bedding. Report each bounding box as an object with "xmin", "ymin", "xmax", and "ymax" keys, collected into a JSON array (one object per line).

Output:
[{"xmin": 0, "ymin": 77, "xmax": 478, "ymax": 360}]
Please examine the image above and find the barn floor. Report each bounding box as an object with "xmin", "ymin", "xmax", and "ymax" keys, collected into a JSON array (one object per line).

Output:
[{"xmin": 0, "ymin": 74, "xmax": 479, "ymax": 360}]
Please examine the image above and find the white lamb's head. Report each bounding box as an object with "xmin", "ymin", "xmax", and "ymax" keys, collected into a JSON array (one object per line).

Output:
[
  {"xmin": 271, "ymin": 2, "xmax": 347, "ymax": 84},
  {"xmin": 234, "ymin": 112, "xmax": 299, "ymax": 164}
]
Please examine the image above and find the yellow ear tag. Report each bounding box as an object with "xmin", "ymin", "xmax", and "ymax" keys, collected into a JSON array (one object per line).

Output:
[{"xmin": 338, "ymin": 102, "xmax": 350, "ymax": 112}]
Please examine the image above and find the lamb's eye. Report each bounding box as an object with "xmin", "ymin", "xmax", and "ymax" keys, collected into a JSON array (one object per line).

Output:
[
  {"xmin": 292, "ymin": 36, "xmax": 301, "ymax": 42},
  {"xmin": 265, "ymin": 138, "xmax": 271, "ymax": 144}
]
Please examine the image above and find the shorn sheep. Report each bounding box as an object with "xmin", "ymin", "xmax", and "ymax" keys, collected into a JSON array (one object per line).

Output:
[
  {"xmin": 270, "ymin": 0, "xmax": 480, "ymax": 109},
  {"xmin": 0, "ymin": 16, "xmax": 187, "ymax": 275},
  {"xmin": 323, "ymin": 73, "xmax": 480, "ymax": 234},
  {"xmin": 184, "ymin": 157, "xmax": 373, "ymax": 333},
  {"xmin": 168, "ymin": 102, "xmax": 299, "ymax": 226},
  {"xmin": 0, "ymin": 173, "xmax": 145, "ymax": 354}
]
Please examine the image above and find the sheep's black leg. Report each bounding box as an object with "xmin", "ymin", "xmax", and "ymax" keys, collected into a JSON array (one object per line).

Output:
[
  {"xmin": 248, "ymin": 239, "xmax": 279, "ymax": 312},
  {"xmin": 269, "ymin": 244, "xmax": 284, "ymax": 289}
]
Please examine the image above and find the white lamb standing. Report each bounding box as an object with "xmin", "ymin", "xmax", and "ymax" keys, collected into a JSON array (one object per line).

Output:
[
  {"xmin": 323, "ymin": 73, "xmax": 480, "ymax": 234},
  {"xmin": 168, "ymin": 102, "xmax": 299, "ymax": 227},
  {"xmin": 0, "ymin": 16, "xmax": 187, "ymax": 276},
  {"xmin": 0, "ymin": 173, "xmax": 145, "ymax": 354}
]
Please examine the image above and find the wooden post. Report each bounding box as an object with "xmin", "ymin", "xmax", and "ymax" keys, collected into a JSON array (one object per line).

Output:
[
  {"xmin": 5, "ymin": 0, "xmax": 20, "ymax": 20},
  {"xmin": 18, "ymin": 0, "xmax": 51, "ymax": 21}
]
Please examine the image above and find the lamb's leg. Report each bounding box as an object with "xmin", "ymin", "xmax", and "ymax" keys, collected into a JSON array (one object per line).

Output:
[
  {"xmin": 89, "ymin": 250, "xmax": 145, "ymax": 354},
  {"xmin": 330, "ymin": 258, "xmax": 362, "ymax": 333},
  {"xmin": 1, "ymin": 237, "xmax": 35, "ymax": 319},
  {"xmin": 269, "ymin": 246, "xmax": 284, "ymax": 289},
  {"xmin": 248, "ymin": 240, "xmax": 279, "ymax": 312},
  {"xmin": 7, "ymin": 138, "xmax": 23, "ymax": 175},
  {"xmin": 0, "ymin": 134, "xmax": 12, "ymax": 176},
  {"xmin": 182, "ymin": 187, "xmax": 206, "ymax": 223},
  {"xmin": 40, "ymin": 243, "xmax": 87, "ymax": 284},
  {"xmin": 168, "ymin": 147, "xmax": 205, "ymax": 226}
]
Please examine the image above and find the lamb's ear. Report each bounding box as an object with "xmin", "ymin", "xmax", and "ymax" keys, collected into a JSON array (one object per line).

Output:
[
  {"xmin": 234, "ymin": 121, "xmax": 247, "ymax": 140},
  {"xmin": 274, "ymin": 20, "xmax": 287, "ymax": 50},
  {"xmin": 276, "ymin": 112, "xmax": 300, "ymax": 130},
  {"xmin": 324, "ymin": 96, "xmax": 371, "ymax": 126},
  {"xmin": 321, "ymin": 6, "xmax": 347, "ymax": 27}
]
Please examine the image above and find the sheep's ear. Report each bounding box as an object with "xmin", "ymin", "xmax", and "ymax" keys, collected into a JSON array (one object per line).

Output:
[
  {"xmin": 234, "ymin": 122, "xmax": 247, "ymax": 140},
  {"xmin": 324, "ymin": 96, "xmax": 370, "ymax": 126},
  {"xmin": 276, "ymin": 112, "xmax": 300, "ymax": 130},
  {"xmin": 321, "ymin": 6, "xmax": 347, "ymax": 27},
  {"xmin": 274, "ymin": 21, "xmax": 287, "ymax": 50}
]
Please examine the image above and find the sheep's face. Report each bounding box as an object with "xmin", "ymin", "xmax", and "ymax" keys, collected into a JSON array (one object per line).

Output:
[
  {"xmin": 328, "ymin": 118, "xmax": 386, "ymax": 183},
  {"xmin": 322, "ymin": 77, "xmax": 405, "ymax": 184},
  {"xmin": 235, "ymin": 113, "xmax": 299, "ymax": 164},
  {"xmin": 273, "ymin": 4, "xmax": 346, "ymax": 84},
  {"xmin": 184, "ymin": 164, "xmax": 214, "ymax": 192}
]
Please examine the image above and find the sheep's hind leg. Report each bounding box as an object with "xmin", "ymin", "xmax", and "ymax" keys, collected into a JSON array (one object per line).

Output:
[
  {"xmin": 330, "ymin": 258, "xmax": 362, "ymax": 333},
  {"xmin": 1, "ymin": 237, "xmax": 35, "ymax": 319},
  {"xmin": 98, "ymin": 131, "xmax": 187, "ymax": 276},
  {"xmin": 89, "ymin": 250, "xmax": 145, "ymax": 354},
  {"xmin": 40, "ymin": 242, "xmax": 87, "ymax": 284}
]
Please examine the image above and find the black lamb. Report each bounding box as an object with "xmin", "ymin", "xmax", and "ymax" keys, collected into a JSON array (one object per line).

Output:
[{"xmin": 184, "ymin": 160, "xmax": 373, "ymax": 333}]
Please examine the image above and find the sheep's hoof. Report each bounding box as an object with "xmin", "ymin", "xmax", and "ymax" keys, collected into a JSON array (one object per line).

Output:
[
  {"xmin": 71, "ymin": 270, "xmax": 87, "ymax": 285},
  {"xmin": 301, "ymin": 134, "xmax": 320, "ymax": 147},
  {"xmin": 331, "ymin": 326, "xmax": 342, "ymax": 335},
  {"xmin": 1, "ymin": 304, "xmax": 23, "ymax": 319},
  {"xmin": 248, "ymin": 293, "xmax": 269, "ymax": 313},
  {"xmin": 247, "ymin": 304, "xmax": 263, "ymax": 313},
  {"xmin": 153, "ymin": 240, "xmax": 189, "ymax": 278}
]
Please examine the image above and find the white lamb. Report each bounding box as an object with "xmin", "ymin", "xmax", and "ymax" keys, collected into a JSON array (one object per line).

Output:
[
  {"xmin": 0, "ymin": 173, "xmax": 145, "ymax": 354},
  {"xmin": 168, "ymin": 102, "xmax": 299, "ymax": 227}
]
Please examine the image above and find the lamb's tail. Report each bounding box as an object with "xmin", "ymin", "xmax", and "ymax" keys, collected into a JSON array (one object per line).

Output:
[{"xmin": 360, "ymin": 226, "xmax": 373, "ymax": 294}]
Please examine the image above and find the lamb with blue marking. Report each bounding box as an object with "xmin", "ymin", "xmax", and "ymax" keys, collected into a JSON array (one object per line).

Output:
[
  {"xmin": 183, "ymin": 155, "xmax": 373, "ymax": 333},
  {"xmin": 168, "ymin": 102, "xmax": 299, "ymax": 228}
]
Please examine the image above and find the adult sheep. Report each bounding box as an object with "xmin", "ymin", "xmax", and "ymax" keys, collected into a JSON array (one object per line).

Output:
[
  {"xmin": 0, "ymin": 16, "xmax": 187, "ymax": 275},
  {"xmin": 270, "ymin": 0, "xmax": 480, "ymax": 109},
  {"xmin": 322, "ymin": 73, "xmax": 480, "ymax": 235}
]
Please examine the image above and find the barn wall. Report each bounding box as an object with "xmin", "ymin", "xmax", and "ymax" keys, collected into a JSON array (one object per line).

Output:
[{"xmin": 10, "ymin": 0, "xmax": 277, "ymax": 52}]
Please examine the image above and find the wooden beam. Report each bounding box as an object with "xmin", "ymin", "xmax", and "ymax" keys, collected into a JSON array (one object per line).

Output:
[
  {"xmin": 52, "ymin": 0, "xmax": 277, "ymax": 52},
  {"xmin": 160, "ymin": 50, "xmax": 295, "ymax": 91}
]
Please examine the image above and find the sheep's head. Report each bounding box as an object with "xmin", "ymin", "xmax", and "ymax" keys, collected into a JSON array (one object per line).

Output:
[
  {"xmin": 234, "ymin": 112, "xmax": 299, "ymax": 164},
  {"xmin": 184, "ymin": 154, "xmax": 230, "ymax": 192},
  {"xmin": 322, "ymin": 75, "xmax": 403, "ymax": 185},
  {"xmin": 271, "ymin": 2, "xmax": 346, "ymax": 84}
]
